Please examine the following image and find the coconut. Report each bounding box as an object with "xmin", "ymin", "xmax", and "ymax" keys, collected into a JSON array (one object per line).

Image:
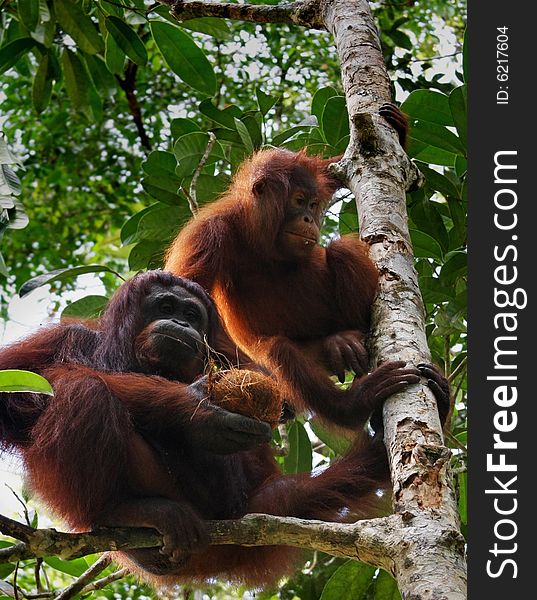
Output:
[{"xmin": 209, "ymin": 369, "xmax": 283, "ymax": 428}]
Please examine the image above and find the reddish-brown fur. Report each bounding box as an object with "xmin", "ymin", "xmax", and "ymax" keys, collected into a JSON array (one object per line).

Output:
[
  {"xmin": 165, "ymin": 149, "xmax": 387, "ymax": 429},
  {"xmin": 0, "ymin": 270, "xmax": 390, "ymax": 587}
]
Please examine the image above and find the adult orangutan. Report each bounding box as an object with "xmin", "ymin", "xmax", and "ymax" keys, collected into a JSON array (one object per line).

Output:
[{"xmin": 0, "ymin": 270, "xmax": 432, "ymax": 586}]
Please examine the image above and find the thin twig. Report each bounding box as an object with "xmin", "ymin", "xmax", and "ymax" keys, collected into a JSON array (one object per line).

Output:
[
  {"xmin": 186, "ymin": 131, "xmax": 217, "ymax": 215},
  {"xmin": 55, "ymin": 554, "xmax": 113, "ymax": 600}
]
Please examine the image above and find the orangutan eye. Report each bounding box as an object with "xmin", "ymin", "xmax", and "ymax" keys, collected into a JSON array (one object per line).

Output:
[{"xmin": 159, "ymin": 300, "xmax": 175, "ymax": 315}]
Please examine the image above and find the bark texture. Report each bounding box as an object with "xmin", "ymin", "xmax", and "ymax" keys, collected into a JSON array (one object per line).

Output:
[{"xmin": 322, "ymin": 1, "xmax": 466, "ymax": 598}]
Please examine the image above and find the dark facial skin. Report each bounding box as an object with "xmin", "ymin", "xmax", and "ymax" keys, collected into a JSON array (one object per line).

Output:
[
  {"xmin": 277, "ymin": 167, "xmax": 323, "ymax": 260},
  {"xmin": 138, "ymin": 285, "xmax": 210, "ymax": 381}
]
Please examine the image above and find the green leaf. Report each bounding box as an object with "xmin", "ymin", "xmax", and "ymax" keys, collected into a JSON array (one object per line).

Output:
[
  {"xmin": 309, "ymin": 418, "xmax": 352, "ymax": 455},
  {"xmin": 83, "ymin": 53, "xmax": 117, "ymax": 98},
  {"xmin": 374, "ymin": 570, "xmax": 402, "ymax": 600},
  {"xmin": 401, "ymin": 89, "xmax": 453, "ymax": 126},
  {"xmin": 62, "ymin": 295, "xmax": 109, "ymax": 319},
  {"xmin": 408, "ymin": 120, "xmax": 465, "ymax": 156},
  {"xmin": 0, "ymin": 370, "xmax": 53, "ymax": 394},
  {"xmin": 104, "ymin": 16, "xmax": 147, "ymax": 66},
  {"xmin": 121, "ymin": 203, "xmax": 159, "ymax": 245},
  {"xmin": 458, "ymin": 470, "xmax": 467, "ymax": 526},
  {"xmin": 283, "ymin": 421, "xmax": 312, "ymax": 474},
  {"xmin": 104, "ymin": 30, "xmax": 125, "ymax": 74},
  {"xmin": 409, "ymin": 229, "xmax": 443, "ymax": 262},
  {"xmin": 256, "ymin": 87, "xmax": 278, "ymax": 116},
  {"xmin": 199, "ymin": 98, "xmax": 241, "ymax": 129},
  {"xmin": 181, "ymin": 17, "xmax": 232, "ymax": 40},
  {"xmin": 19, "ymin": 0, "xmax": 40, "ymax": 31},
  {"xmin": 61, "ymin": 48, "xmax": 93, "ymax": 118},
  {"xmin": 449, "ymin": 85, "xmax": 467, "ymax": 149},
  {"xmin": 171, "ymin": 118, "xmax": 201, "ymax": 139},
  {"xmin": 320, "ymin": 560, "xmax": 376, "ymax": 600},
  {"xmin": 19, "ymin": 265, "xmax": 121, "ymax": 297},
  {"xmin": 135, "ymin": 204, "xmax": 190, "ymax": 242},
  {"xmin": 440, "ymin": 251, "xmax": 467, "ymax": 284},
  {"xmin": 44, "ymin": 556, "xmax": 89, "ymax": 577},
  {"xmin": 150, "ymin": 21, "xmax": 216, "ymax": 96},
  {"xmin": 141, "ymin": 175, "xmax": 183, "ymax": 205},
  {"xmin": 128, "ymin": 239, "xmax": 167, "ymax": 270},
  {"xmin": 0, "ymin": 38, "xmax": 36, "ymax": 75},
  {"xmin": 0, "ymin": 562, "xmax": 15, "ymax": 579},
  {"xmin": 234, "ymin": 118, "xmax": 254, "ymax": 154},
  {"xmin": 416, "ymin": 163, "xmax": 461, "ymax": 199},
  {"xmin": 419, "ymin": 277, "xmax": 455, "ymax": 304},
  {"xmin": 311, "ymin": 86, "xmax": 338, "ymax": 123},
  {"xmin": 410, "ymin": 197, "xmax": 449, "ymax": 251},
  {"xmin": 142, "ymin": 151, "xmax": 179, "ymax": 179},
  {"xmin": 32, "ymin": 52, "xmax": 54, "ymax": 113},
  {"xmin": 54, "ymin": 0, "xmax": 103, "ymax": 55},
  {"xmin": 321, "ymin": 96, "xmax": 349, "ymax": 146},
  {"xmin": 173, "ymin": 132, "xmax": 226, "ymax": 178},
  {"xmin": 407, "ymin": 138, "xmax": 457, "ymax": 167}
]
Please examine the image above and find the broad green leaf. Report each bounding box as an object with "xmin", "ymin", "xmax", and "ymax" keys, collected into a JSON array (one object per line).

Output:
[
  {"xmin": 401, "ymin": 89, "xmax": 453, "ymax": 126},
  {"xmin": 0, "ymin": 38, "xmax": 36, "ymax": 75},
  {"xmin": 234, "ymin": 118, "xmax": 254, "ymax": 154},
  {"xmin": 283, "ymin": 421, "xmax": 312, "ymax": 474},
  {"xmin": 150, "ymin": 21, "xmax": 216, "ymax": 96},
  {"xmin": 54, "ymin": 0, "xmax": 103, "ymax": 55},
  {"xmin": 141, "ymin": 175, "xmax": 183, "ymax": 205},
  {"xmin": 387, "ymin": 28, "xmax": 412, "ymax": 50},
  {"xmin": 0, "ymin": 370, "xmax": 53, "ymax": 394},
  {"xmin": 61, "ymin": 48, "xmax": 92, "ymax": 117},
  {"xmin": 338, "ymin": 198, "xmax": 359, "ymax": 235},
  {"xmin": 312, "ymin": 86, "xmax": 338, "ymax": 123},
  {"xmin": 171, "ymin": 118, "xmax": 201, "ymax": 139},
  {"xmin": 181, "ymin": 17, "xmax": 232, "ymax": 39},
  {"xmin": 62, "ymin": 295, "xmax": 109, "ymax": 319},
  {"xmin": 309, "ymin": 418, "xmax": 352, "ymax": 455},
  {"xmin": 320, "ymin": 560, "xmax": 376, "ymax": 600},
  {"xmin": 135, "ymin": 204, "xmax": 191, "ymax": 242},
  {"xmin": 409, "ymin": 229, "xmax": 443, "ymax": 262},
  {"xmin": 142, "ymin": 151, "xmax": 179, "ymax": 179},
  {"xmin": 173, "ymin": 132, "xmax": 226, "ymax": 178},
  {"xmin": 240, "ymin": 112, "xmax": 263, "ymax": 149},
  {"xmin": 0, "ymin": 252, "xmax": 7, "ymax": 277},
  {"xmin": 44, "ymin": 556, "xmax": 89, "ymax": 577},
  {"xmin": 409, "ymin": 120, "xmax": 465, "ymax": 156},
  {"xmin": 105, "ymin": 16, "xmax": 147, "ymax": 66},
  {"xmin": 0, "ymin": 562, "xmax": 15, "ymax": 579},
  {"xmin": 32, "ymin": 52, "xmax": 53, "ymax": 113},
  {"xmin": 104, "ymin": 31, "xmax": 125, "ymax": 74},
  {"xmin": 419, "ymin": 277, "xmax": 455, "ymax": 304},
  {"xmin": 449, "ymin": 85, "xmax": 467, "ymax": 149},
  {"xmin": 407, "ymin": 138, "xmax": 457, "ymax": 167},
  {"xmin": 121, "ymin": 203, "xmax": 159, "ymax": 245},
  {"xmin": 128, "ymin": 239, "xmax": 167, "ymax": 270},
  {"xmin": 181, "ymin": 173, "xmax": 230, "ymax": 204},
  {"xmin": 374, "ymin": 570, "xmax": 402, "ymax": 600},
  {"xmin": 83, "ymin": 53, "xmax": 117, "ymax": 97},
  {"xmin": 256, "ymin": 87, "xmax": 278, "ymax": 116},
  {"xmin": 321, "ymin": 96, "xmax": 349, "ymax": 146},
  {"xmin": 410, "ymin": 197, "xmax": 449, "ymax": 251},
  {"xmin": 440, "ymin": 251, "xmax": 467, "ymax": 284},
  {"xmin": 19, "ymin": 265, "xmax": 121, "ymax": 297},
  {"xmin": 19, "ymin": 0, "xmax": 40, "ymax": 31},
  {"xmin": 417, "ymin": 163, "xmax": 461, "ymax": 199},
  {"xmin": 271, "ymin": 124, "xmax": 314, "ymax": 146},
  {"xmin": 199, "ymin": 98, "xmax": 241, "ymax": 129}
]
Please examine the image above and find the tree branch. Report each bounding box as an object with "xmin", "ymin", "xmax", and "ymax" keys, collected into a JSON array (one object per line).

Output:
[
  {"xmin": 1, "ymin": 512, "xmax": 402, "ymax": 572},
  {"xmin": 116, "ymin": 61, "xmax": 152, "ymax": 152},
  {"xmin": 158, "ymin": 0, "xmax": 326, "ymax": 30}
]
